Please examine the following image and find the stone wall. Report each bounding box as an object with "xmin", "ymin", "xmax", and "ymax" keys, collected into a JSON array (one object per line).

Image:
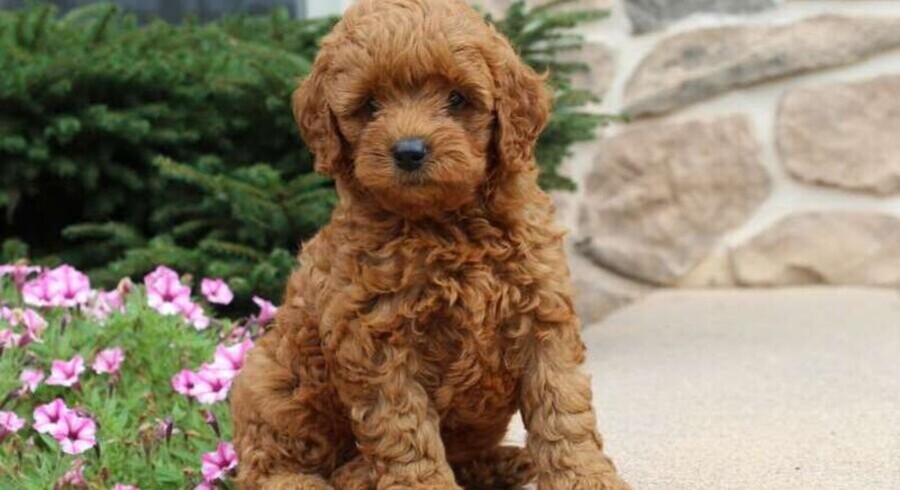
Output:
[{"xmin": 479, "ymin": 0, "xmax": 900, "ymax": 323}]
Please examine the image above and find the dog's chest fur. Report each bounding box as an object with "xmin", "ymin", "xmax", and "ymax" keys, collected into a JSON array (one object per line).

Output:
[{"xmin": 331, "ymin": 215, "xmax": 536, "ymax": 421}]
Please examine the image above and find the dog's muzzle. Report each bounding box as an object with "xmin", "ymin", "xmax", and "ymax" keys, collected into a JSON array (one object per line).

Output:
[{"xmin": 392, "ymin": 137, "xmax": 428, "ymax": 172}]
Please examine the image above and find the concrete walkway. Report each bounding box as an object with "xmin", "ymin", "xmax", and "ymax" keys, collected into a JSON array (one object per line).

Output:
[{"xmin": 506, "ymin": 288, "xmax": 900, "ymax": 489}]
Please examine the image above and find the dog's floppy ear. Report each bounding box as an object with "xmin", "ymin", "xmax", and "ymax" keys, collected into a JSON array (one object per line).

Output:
[
  {"xmin": 293, "ymin": 59, "xmax": 345, "ymax": 177},
  {"xmin": 487, "ymin": 30, "xmax": 552, "ymax": 174}
]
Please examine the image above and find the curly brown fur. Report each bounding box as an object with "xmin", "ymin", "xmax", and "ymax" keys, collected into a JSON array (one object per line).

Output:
[
  {"xmin": 230, "ymin": 1, "xmax": 630, "ymax": 489},
  {"xmin": 452, "ymin": 446, "xmax": 536, "ymax": 490}
]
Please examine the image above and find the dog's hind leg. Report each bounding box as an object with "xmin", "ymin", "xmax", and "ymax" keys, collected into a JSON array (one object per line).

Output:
[{"xmin": 231, "ymin": 329, "xmax": 353, "ymax": 490}]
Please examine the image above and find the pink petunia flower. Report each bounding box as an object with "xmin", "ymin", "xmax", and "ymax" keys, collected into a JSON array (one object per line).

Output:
[
  {"xmin": 52, "ymin": 412, "xmax": 97, "ymax": 455},
  {"xmin": 175, "ymin": 297, "xmax": 210, "ymax": 331},
  {"xmin": 144, "ymin": 266, "xmax": 191, "ymax": 315},
  {"xmin": 190, "ymin": 367, "xmax": 233, "ymax": 405},
  {"xmin": 226, "ymin": 325, "xmax": 249, "ymax": 344},
  {"xmin": 252, "ymin": 296, "xmax": 277, "ymax": 325},
  {"xmin": 0, "ymin": 308, "xmax": 47, "ymax": 347},
  {"xmin": 18, "ymin": 309, "xmax": 47, "ymax": 345},
  {"xmin": 101, "ymin": 288, "xmax": 126, "ymax": 310},
  {"xmin": 207, "ymin": 340, "xmax": 253, "ymax": 380},
  {"xmin": 0, "ymin": 263, "xmax": 41, "ymax": 289},
  {"xmin": 201, "ymin": 442, "xmax": 238, "ymax": 482},
  {"xmin": 92, "ymin": 348, "xmax": 124, "ymax": 375},
  {"xmin": 33, "ymin": 398, "xmax": 71, "ymax": 434},
  {"xmin": 22, "ymin": 272, "xmax": 53, "ymax": 307},
  {"xmin": 194, "ymin": 482, "xmax": 215, "ymax": 490},
  {"xmin": 22, "ymin": 265, "xmax": 91, "ymax": 308},
  {"xmin": 46, "ymin": 355, "xmax": 85, "ymax": 387},
  {"xmin": 113, "ymin": 485, "xmax": 140, "ymax": 490},
  {"xmin": 56, "ymin": 458, "xmax": 87, "ymax": 488},
  {"xmin": 0, "ymin": 411, "xmax": 26, "ymax": 440},
  {"xmin": 201, "ymin": 278, "xmax": 234, "ymax": 306},
  {"xmin": 23, "ymin": 307, "xmax": 47, "ymax": 331},
  {"xmin": 48, "ymin": 265, "xmax": 92, "ymax": 307},
  {"xmin": 84, "ymin": 289, "xmax": 126, "ymax": 321},
  {"xmin": 20, "ymin": 368, "xmax": 45, "ymax": 393},
  {"xmin": 171, "ymin": 369, "xmax": 199, "ymax": 396},
  {"xmin": 144, "ymin": 265, "xmax": 179, "ymax": 283},
  {"xmin": 21, "ymin": 272, "xmax": 55, "ymax": 307},
  {"xmin": 0, "ymin": 329, "xmax": 22, "ymax": 349},
  {"xmin": 0, "ymin": 306, "xmax": 12, "ymax": 323}
]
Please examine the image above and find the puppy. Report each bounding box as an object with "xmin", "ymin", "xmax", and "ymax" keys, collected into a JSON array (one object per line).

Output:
[{"xmin": 230, "ymin": 1, "xmax": 630, "ymax": 489}]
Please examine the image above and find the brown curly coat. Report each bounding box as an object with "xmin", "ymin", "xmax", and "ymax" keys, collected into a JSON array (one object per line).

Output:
[{"xmin": 230, "ymin": 1, "xmax": 630, "ymax": 488}]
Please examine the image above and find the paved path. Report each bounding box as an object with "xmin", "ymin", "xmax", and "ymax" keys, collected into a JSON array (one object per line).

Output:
[{"xmin": 506, "ymin": 288, "xmax": 900, "ymax": 489}]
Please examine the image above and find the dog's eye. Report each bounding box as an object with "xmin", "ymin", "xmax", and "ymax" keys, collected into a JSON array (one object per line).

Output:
[
  {"xmin": 362, "ymin": 97, "xmax": 380, "ymax": 115},
  {"xmin": 448, "ymin": 91, "xmax": 467, "ymax": 111}
]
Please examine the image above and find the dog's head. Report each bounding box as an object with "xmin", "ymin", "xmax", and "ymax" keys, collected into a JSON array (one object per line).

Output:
[{"xmin": 293, "ymin": 0, "xmax": 551, "ymax": 219}]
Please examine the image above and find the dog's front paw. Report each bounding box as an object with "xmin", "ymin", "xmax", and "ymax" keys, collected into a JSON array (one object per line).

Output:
[
  {"xmin": 378, "ymin": 474, "xmax": 462, "ymax": 490},
  {"xmin": 538, "ymin": 472, "xmax": 631, "ymax": 490},
  {"xmin": 408, "ymin": 480, "xmax": 462, "ymax": 490},
  {"xmin": 381, "ymin": 482, "xmax": 461, "ymax": 490},
  {"xmin": 260, "ymin": 473, "xmax": 335, "ymax": 490}
]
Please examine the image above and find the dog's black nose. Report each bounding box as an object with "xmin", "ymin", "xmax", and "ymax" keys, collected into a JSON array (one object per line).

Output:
[{"xmin": 392, "ymin": 138, "xmax": 428, "ymax": 172}]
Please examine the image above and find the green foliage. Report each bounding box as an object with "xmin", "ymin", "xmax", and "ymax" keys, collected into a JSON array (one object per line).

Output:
[
  {"xmin": 0, "ymin": 1, "xmax": 609, "ymax": 312},
  {"xmin": 0, "ymin": 282, "xmax": 239, "ymax": 489},
  {"xmin": 491, "ymin": 0, "xmax": 613, "ymax": 190},
  {"xmin": 0, "ymin": 4, "xmax": 332, "ymax": 306}
]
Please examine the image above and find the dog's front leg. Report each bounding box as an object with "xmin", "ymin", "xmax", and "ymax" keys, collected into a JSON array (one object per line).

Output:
[
  {"xmin": 331, "ymin": 329, "xmax": 461, "ymax": 490},
  {"xmin": 519, "ymin": 318, "xmax": 631, "ymax": 490}
]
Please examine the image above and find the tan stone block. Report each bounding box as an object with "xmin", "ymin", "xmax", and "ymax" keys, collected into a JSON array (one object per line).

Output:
[
  {"xmin": 778, "ymin": 75, "xmax": 900, "ymax": 195},
  {"xmin": 577, "ymin": 115, "xmax": 770, "ymax": 285},
  {"xmin": 624, "ymin": 16, "xmax": 900, "ymax": 116}
]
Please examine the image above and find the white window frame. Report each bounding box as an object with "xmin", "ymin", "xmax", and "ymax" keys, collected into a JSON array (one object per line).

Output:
[{"xmin": 302, "ymin": 0, "xmax": 351, "ymax": 18}]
